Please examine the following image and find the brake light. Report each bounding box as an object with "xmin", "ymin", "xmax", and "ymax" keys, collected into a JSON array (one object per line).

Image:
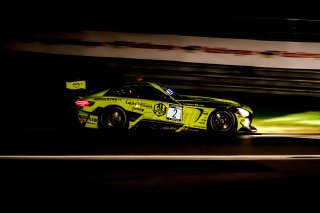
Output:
[{"xmin": 75, "ymin": 100, "xmax": 94, "ymax": 106}]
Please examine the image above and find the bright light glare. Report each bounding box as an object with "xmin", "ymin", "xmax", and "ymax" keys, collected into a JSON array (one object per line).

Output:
[
  {"xmin": 238, "ymin": 108, "xmax": 250, "ymax": 117},
  {"xmin": 244, "ymin": 118, "xmax": 250, "ymax": 127}
]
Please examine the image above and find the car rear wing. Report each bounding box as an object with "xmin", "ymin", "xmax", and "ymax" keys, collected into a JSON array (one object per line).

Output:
[{"xmin": 66, "ymin": 80, "xmax": 86, "ymax": 90}]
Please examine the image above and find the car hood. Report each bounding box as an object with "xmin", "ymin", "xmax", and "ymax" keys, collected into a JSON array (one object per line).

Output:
[{"xmin": 178, "ymin": 95, "xmax": 252, "ymax": 112}]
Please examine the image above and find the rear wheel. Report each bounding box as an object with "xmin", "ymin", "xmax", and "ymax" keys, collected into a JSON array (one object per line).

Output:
[
  {"xmin": 100, "ymin": 106, "xmax": 128, "ymax": 132},
  {"xmin": 207, "ymin": 109, "xmax": 237, "ymax": 135}
]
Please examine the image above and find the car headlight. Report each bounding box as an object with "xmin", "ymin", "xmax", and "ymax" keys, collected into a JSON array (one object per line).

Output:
[{"xmin": 237, "ymin": 108, "xmax": 250, "ymax": 117}]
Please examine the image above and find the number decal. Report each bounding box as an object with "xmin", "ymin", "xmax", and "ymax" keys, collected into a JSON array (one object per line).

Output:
[
  {"xmin": 167, "ymin": 105, "xmax": 183, "ymax": 122},
  {"xmin": 172, "ymin": 109, "xmax": 177, "ymax": 118}
]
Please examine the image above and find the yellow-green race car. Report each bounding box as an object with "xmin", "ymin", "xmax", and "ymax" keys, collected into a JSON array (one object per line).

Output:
[{"xmin": 75, "ymin": 81, "xmax": 256, "ymax": 135}]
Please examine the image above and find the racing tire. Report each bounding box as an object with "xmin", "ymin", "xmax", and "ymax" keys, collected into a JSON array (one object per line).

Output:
[
  {"xmin": 207, "ymin": 109, "xmax": 237, "ymax": 136},
  {"xmin": 99, "ymin": 106, "xmax": 128, "ymax": 132}
]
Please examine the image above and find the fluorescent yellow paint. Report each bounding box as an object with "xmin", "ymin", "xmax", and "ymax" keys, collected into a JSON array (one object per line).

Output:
[
  {"xmin": 76, "ymin": 82, "xmax": 253, "ymax": 133},
  {"xmin": 84, "ymin": 115, "xmax": 99, "ymax": 128},
  {"xmin": 66, "ymin": 81, "xmax": 86, "ymax": 90}
]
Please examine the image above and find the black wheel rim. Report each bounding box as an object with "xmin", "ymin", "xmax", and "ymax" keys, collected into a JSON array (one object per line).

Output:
[
  {"xmin": 104, "ymin": 111, "xmax": 123, "ymax": 127},
  {"xmin": 212, "ymin": 111, "xmax": 233, "ymax": 131}
]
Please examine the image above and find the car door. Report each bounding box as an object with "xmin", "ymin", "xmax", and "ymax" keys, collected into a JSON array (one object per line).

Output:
[
  {"xmin": 146, "ymin": 88, "xmax": 183, "ymax": 124},
  {"xmin": 122, "ymin": 85, "xmax": 155, "ymax": 120}
]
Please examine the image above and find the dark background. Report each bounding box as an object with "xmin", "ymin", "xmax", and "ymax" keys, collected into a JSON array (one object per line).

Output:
[
  {"xmin": 1, "ymin": 5, "xmax": 319, "ymax": 129},
  {"xmin": 1, "ymin": 6, "xmax": 320, "ymax": 207},
  {"xmin": 2, "ymin": 12, "xmax": 320, "ymax": 129}
]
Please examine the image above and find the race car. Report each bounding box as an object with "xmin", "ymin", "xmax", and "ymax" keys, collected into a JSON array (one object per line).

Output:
[{"xmin": 75, "ymin": 81, "xmax": 256, "ymax": 135}]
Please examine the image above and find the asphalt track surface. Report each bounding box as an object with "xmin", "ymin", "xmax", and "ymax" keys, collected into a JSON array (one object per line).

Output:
[{"xmin": 1, "ymin": 128, "xmax": 320, "ymax": 206}]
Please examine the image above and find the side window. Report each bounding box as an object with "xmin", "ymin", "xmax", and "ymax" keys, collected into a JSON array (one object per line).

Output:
[
  {"xmin": 120, "ymin": 86, "xmax": 136, "ymax": 97},
  {"xmin": 135, "ymin": 85, "xmax": 170, "ymax": 101},
  {"xmin": 104, "ymin": 86, "xmax": 136, "ymax": 97},
  {"xmin": 104, "ymin": 88, "xmax": 118, "ymax": 96},
  {"xmin": 104, "ymin": 85, "xmax": 171, "ymax": 101}
]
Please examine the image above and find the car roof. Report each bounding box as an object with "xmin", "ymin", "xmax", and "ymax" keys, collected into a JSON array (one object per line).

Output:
[{"xmin": 109, "ymin": 81, "xmax": 159, "ymax": 88}]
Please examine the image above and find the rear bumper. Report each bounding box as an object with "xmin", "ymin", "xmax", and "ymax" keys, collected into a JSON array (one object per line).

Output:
[{"xmin": 77, "ymin": 110, "xmax": 90, "ymax": 124}]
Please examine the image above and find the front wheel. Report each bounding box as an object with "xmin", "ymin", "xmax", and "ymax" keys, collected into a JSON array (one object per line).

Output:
[
  {"xmin": 100, "ymin": 106, "xmax": 128, "ymax": 132},
  {"xmin": 207, "ymin": 109, "xmax": 237, "ymax": 135}
]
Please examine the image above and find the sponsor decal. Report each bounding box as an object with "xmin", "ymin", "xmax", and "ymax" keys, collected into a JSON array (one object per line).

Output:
[
  {"xmin": 87, "ymin": 117, "xmax": 98, "ymax": 124},
  {"xmin": 153, "ymin": 103, "xmax": 167, "ymax": 116},
  {"xmin": 184, "ymin": 103, "xmax": 204, "ymax": 107},
  {"xmin": 73, "ymin": 83, "xmax": 80, "ymax": 88},
  {"xmin": 94, "ymin": 97, "xmax": 118, "ymax": 101},
  {"xmin": 167, "ymin": 104, "xmax": 183, "ymax": 122},
  {"xmin": 126, "ymin": 101, "xmax": 152, "ymax": 109},
  {"xmin": 160, "ymin": 126, "xmax": 179, "ymax": 131},
  {"xmin": 132, "ymin": 107, "xmax": 144, "ymax": 112}
]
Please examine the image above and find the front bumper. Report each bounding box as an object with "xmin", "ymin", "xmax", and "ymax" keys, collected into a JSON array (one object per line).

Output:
[
  {"xmin": 239, "ymin": 114, "xmax": 257, "ymax": 133},
  {"xmin": 239, "ymin": 125, "xmax": 257, "ymax": 133}
]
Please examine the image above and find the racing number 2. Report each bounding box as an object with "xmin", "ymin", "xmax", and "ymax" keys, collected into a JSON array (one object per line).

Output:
[
  {"xmin": 172, "ymin": 109, "xmax": 177, "ymax": 118},
  {"xmin": 167, "ymin": 105, "xmax": 183, "ymax": 122}
]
